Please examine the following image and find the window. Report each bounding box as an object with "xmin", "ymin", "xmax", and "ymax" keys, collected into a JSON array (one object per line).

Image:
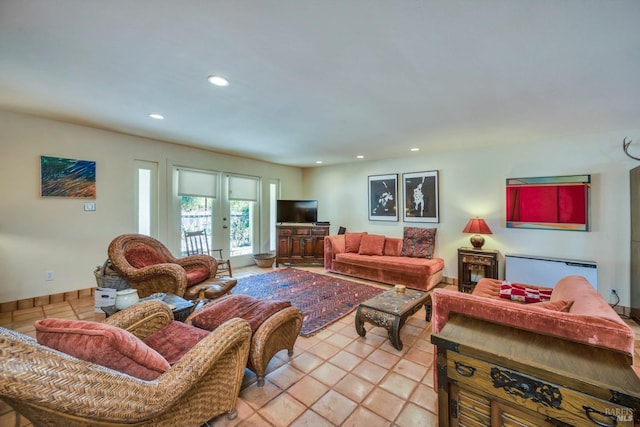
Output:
[
  {"xmin": 177, "ymin": 168, "xmax": 218, "ymax": 255},
  {"xmin": 228, "ymin": 175, "xmax": 259, "ymax": 257},
  {"xmin": 135, "ymin": 160, "xmax": 158, "ymax": 236}
]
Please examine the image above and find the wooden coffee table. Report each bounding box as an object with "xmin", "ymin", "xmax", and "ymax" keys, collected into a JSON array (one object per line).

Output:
[{"xmin": 355, "ymin": 288, "xmax": 429, "ymax": 350}]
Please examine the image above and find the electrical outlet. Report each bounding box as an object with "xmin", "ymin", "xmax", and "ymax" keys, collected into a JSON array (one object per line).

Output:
[
  {"xmin": 45, "ymin": 271, "xmax": 54, "ymax": 281},
  {"xmin": 610, "ymin": 288, "xmax": 618, "ymax": 303}
]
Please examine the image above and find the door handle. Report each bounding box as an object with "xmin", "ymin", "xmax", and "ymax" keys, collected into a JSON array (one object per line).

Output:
[{"xmin": 223, "ymin": 225, "xmax": 228, "ymax": 229}]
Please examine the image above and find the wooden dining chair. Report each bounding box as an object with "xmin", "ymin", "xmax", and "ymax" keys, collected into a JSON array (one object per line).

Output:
[{"xmin": 184, "ymin": 230, "xmax": 232, "ymax": 278}]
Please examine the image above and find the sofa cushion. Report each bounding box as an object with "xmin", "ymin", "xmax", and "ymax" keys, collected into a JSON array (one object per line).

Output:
[
  {"xmin": 125, "ymin": 246, "xmax": 165, "ymax": 268},
  {"xmin": 191, "ymin": 295, "xmax": 292, "ymax": 333},
  {"xmin": 35, "ymin": 318, "xmax": 170, "ymax": 380},
  {"xmin": 143, "ymin": 320, "xmax": 210, "ymax": 365},
  {"xmin": 335, "ymin": 252, "xmax": 444, "ymax": 276},
  {"xmin": 400, "ymin": 227, "xmax": 437, "ymax": 259},
  {"xmin": 345, "ymin": 232, "xmax": 367, "ymax": 253},
  {"xmin": 186, "ymin": 266, "xmax": 211, "ymax": 286},
  {"xmin": 358, "ymin": 234, "xmax": 386, "ymax": 256},
  {"xmin": 383, "ymin": 237, "xmax": 403, "ymax": 256}
]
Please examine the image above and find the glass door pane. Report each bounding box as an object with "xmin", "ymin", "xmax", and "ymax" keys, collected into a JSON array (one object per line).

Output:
[{"xmin": 180, "ymin": 196, "xmax": 213, "ymax": 256}]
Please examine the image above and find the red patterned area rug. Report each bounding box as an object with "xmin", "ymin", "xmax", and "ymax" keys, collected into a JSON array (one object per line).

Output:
[{"xmin": 233, "ymin": 268, "xmax": 385, "ymax": 336}]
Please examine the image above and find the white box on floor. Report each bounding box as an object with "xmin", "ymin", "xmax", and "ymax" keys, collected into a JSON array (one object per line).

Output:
[{"xmin": 94, "ymin": 288, "xmax": 116, "ymax": 313}]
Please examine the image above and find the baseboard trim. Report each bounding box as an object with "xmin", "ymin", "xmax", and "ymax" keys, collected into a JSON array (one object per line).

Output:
[{"xmin": 0, "ymin": 287, "xmax": 96, "ymax": 313}]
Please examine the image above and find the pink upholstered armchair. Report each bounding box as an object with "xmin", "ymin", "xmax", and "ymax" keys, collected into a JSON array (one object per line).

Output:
[{"xmin": 108, "ymin": 234, "xmax": 218, "ymax": 299}]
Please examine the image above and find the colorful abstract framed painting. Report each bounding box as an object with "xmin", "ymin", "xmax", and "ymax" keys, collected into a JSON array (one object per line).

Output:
[
  {"xmin": 368, "ymin": 174, "xmax": 398, "ymax": 221},
  {"xmin": 402, "ymin": 170, "xmax": 439, "ymax": 223},
  {"xmin": 40, "ymin": 156, "xmax": 96, "ymax": 198},
  {"xmin": 506, "ymin": 174, "xmax": 591, "ymax": 231}
]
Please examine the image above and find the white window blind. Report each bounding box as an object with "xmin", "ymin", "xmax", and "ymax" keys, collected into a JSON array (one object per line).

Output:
[
  {"xmin": 229, "ymin": 175, "xmax": 258, "ymax": 201},
  {"xmin": 178, "ymin": 169, "xmax": 217, "ymax": 198}
]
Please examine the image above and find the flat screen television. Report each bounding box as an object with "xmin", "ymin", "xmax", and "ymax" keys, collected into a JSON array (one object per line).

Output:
[
  {"xmin": 506, "ymin": 174, "xmax": 591, "ymax": 231},
  {"xmin": 277, "ymin": 200, "xmax": 318, "ymax": 223}
]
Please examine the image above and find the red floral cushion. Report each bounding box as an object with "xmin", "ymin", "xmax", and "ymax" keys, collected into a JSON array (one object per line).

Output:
[
  {"xmin": 191, "ymin": 295, "xmax": 291, "ymax": 333},
  {"xmin": 358, "ymin": 234, "xmax": 386, "ymax": 256},
  {"xmin": 186, "ymin": 266, "xmax": 210, "ymax": 286},
  {"xmin": 125, "ymin": 246, "xmax": 165, "ymax": 268},
  {"xmin": 35, "ymin": 318, "xmax": 170, "ymax": 380},
  {"xmin": 345, "ymin": 232, "xmax": 367, "ymax": 253},
  {"xmin": 499, "ymin": 282, "xmax": 552, "ymax": 303},
  {"xmin": 143, "ymin": 320, "xmax": 210, "ymax": 365},
  {"xmin": 400, "ymin": 227, "xmax": 437, "ymax": 259}
]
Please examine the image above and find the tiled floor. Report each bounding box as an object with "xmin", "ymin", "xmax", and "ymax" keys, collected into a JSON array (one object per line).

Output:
[{"xmin": 2, "ymin": 267, "xmax": 639, "ymax": 427}]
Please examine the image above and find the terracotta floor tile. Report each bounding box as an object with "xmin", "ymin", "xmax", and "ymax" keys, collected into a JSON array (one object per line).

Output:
[
  {"xmin": 290, "ymin": 351, "xmax": 325, "ymax": 373},
  {"xmin": 342, "ymin": 406, "xmax": 390, "ymax": 427},
  {"xmin": 328, "ymin": 350, "xmax": 362, "ymax": 372},
  {"xmin": 324, "ymin": 332, "xmax": 354, "ymax": 349},
  {"xmin": 366, "ymin": 348, "xmax": 401, "ymax": 369},
  {"xmin": 362, "ymin": 387, "xmax": 406, "ymax": 421},
  {"xmin": 267, "ymin": 364, "xmax": 306, "ymax": 390},
  {"xmin": 309, "ymin": 362, "xmax": 348, "ymax": 387},
  {"xmin": 395, "ymin": 402, "xmax": 439, "ymax": 427},
  {"xmin": 410, "ymin": 383, "xmax": 439, "ymax": 413},
  {"xmin": 305, "ymin": 341, "xmax": 340, "ymax": 360},
  {"xmin": 237, "ymin": 412, "xmax": 273, "ymax": 426},
  {"xmin": 392, "ymin": 359, "xmax": 429, "ymax": 382},
  {"xmin": 312, "ymin": 328, "xmax": 335, "ymax": 341},
  {"xmin": 343, "ymin": 340, "xmax": 377, "ymax": 358},
  {"xmin": 258, "ymin": 393, "xmax": 306, "ymax": 427},
  {"xmin": 288, "ymin": 409, "xmax": 334, "ymax": 427},
  {"xmin": 351, "ymin": 360, "xmax": 388, "ymax": 384},
  {"xmin": 403, "ymin": 347, "xmax": 433, "ymax": 367},
  {"xmin": 379, "ymin": 372, "xmax": 418, "ymax": 400},
  {"xmin": 310, "ymin": 390, "xmax": 358, "ymax": 425},
  {"xmin": 286, "ymin": 375, "xmax": 329, "ymax": 407},
  {"xmin": 240, "ymin": 381, "xmax": 282, "ymax": 410},
  {"xmin": 333, "ymin": 373, "xmax": 375, "ymax": 403},
  {"xmin": 355, "ymin": 332, "xmax": 386, "ymax": 348}
]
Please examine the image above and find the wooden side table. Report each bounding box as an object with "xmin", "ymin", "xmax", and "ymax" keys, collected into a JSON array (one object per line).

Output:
[{"xmin": 458, "ymin": 247, "xmax": 499, "ymax": 293}]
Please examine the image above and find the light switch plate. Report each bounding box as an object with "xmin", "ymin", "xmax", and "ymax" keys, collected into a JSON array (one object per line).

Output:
[{"xmin": 84, "ymin": 202, "xmax": 96, "ymax": 211}]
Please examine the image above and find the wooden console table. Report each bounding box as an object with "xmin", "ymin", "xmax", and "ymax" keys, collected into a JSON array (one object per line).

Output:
[
  {"xmin": 457, "ymin": 247, "xmax": 499, "ymax": 293},
  {"xmin": 276, "ymin": 224, "xmax": 329, "ymax": 266},
  {"xmin": 432, "ymin": 314, "xmax": 640, "ymax": 426}
]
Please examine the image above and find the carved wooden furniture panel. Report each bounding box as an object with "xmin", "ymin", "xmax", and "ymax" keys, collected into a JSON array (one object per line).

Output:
[
  {"xmin": 432, "ymin": 314, "xmax": 640, "ymax": 426},
  {"xmin": 276, "ymin": 225, "xmax": 329, "ymax": 266},
  {"xmin": 457, "ymin": 247, "xmax": 499, "ymax": 293},
  {"xmin": 354, "ymin": 288, "xmax": 429, "ymax": 350}
]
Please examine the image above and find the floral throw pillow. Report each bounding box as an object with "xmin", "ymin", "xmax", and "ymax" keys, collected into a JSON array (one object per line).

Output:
[{"xmin": 400, "ymin": 227, "xmax": 437, "ymax": 259}]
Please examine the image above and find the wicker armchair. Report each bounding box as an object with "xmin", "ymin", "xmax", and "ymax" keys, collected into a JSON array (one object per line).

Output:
[
  {"xmin": 185, "ymin": 295, "xmax": 303, "ymax": 386},
  {"xmin": 108, "ymin": 233, "xmax": 218, "ymax": 298},
  {"xmin": 0, "ymin": 301, "xmax": 251, "ymax": 426}
]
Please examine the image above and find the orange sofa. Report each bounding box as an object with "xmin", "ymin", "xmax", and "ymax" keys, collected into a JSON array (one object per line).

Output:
[
  {"xmin": 432, "ymin": 275, "xmax": 634, "ymax": 361},
  {"xmin": 324, "ymin": 231, "xmax": 445, "ymax": 292}
]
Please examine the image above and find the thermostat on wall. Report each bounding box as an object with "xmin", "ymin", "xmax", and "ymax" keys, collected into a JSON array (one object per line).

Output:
[{"xmin": 84, "ymin": 202, "xmax": 96, "ymax": 211}]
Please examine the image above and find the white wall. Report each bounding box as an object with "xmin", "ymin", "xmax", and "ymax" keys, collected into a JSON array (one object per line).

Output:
[
  {"xmin": 303, "ymin": 130, "xmax": 640, "ymax": 306},
  {"xmin": 0, "ymin": 110, "xmax": 303, "ymax": 302}
]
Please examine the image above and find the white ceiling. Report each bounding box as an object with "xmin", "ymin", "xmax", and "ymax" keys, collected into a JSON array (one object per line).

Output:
[{"xmin": 1, "ymin": 1, "xmax": 639, "ymax": 167}]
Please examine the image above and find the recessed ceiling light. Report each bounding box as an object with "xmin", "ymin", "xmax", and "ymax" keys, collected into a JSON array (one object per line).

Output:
[
  {"xmin": 356, "ymin": 155, "xmax": 364, "ymax": 159},
  {"xmin": 410, "ymin": 147, "xmax": 420, "ymax": 152},
  {"xmin": 148, "ymin": 113, "xmax": 164, "ymax": 120},
  {"xmin": 208, "ymin": 75, "xmax": 229, "ymax": 87},
  {"xmin": 315, "ymin": 160, "xmax": 323, "ymax": 164}
]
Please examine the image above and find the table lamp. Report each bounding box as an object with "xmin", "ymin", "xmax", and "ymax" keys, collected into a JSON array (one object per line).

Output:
[{"xmin": 462, "ymin": 218, "xmax": 492, "ymax": 249}]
